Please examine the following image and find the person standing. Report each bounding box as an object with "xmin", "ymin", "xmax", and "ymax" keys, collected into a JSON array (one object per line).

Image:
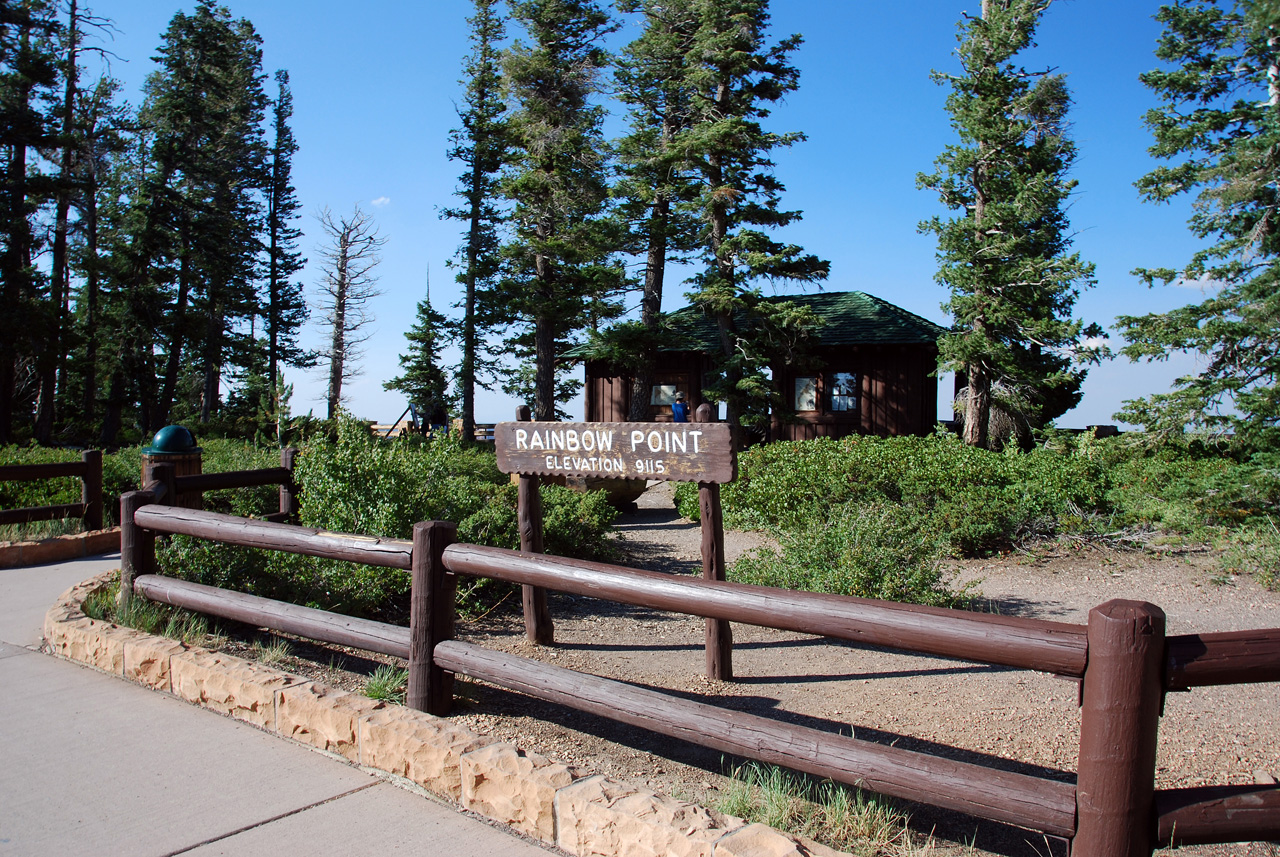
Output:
[{"xmin": 671, "ymin": 391, "xmax": 690, "ymax": 422}]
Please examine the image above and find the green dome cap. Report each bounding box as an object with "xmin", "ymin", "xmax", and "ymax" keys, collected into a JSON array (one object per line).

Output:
[{"xmin": 143, "ymin": 425, "xmax": 201, "ymax": 455}]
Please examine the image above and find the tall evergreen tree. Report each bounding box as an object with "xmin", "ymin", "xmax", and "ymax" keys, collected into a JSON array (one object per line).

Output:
[
  {"xmin": 263, "ymin": 68, "xmax": 308, "ymax": 395},
  {"xmin": 125, "ymin": 0, "xmax": 268, "ymax": 429},
  {"xmin": 0, "ymin": 0, "xmax": 59, "ymax": 443},
  {"xmin": 66, "ymin": 74, "xmax": 130, "ymax": 432},
  {"xmin": 918, "ymin": 0, "xmax": 1099, "ymax": 449},
  {"xmin": 444, "ymin": 0, "xmax": 507, "ymax": 442},
  {"xmin": 385, "ymin": 286, "xmax": 452, "ymax": 428},
  {"xmin": 1117, "ymin": 0, "xmax": 1280, "ymax": 444},
  {"xmin": 612, "ymin": 0, "xmax": 703, "ymax": 420},
  {"xmin": 498, "ymin": 0, "xmax": 626, "ymax": 421},
  {"xmin": 677, "ymin": 0, "xmax": 828, "ymax": 431}
]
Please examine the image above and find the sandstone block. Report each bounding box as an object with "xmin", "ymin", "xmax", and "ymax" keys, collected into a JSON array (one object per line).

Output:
[
  {"xmin": 358, "ymin": 707, "xmax": 495, "ymax": 800},
  {"xmin": 43, "ymin": 602, "xmax": 83, "ymax": 642},
  {"xmin": 556, "ymin": 775, "xmax": 743, "ymax": 857},
  {"xmin": 123, "ymin": 635, "xmax": 189, "ymax": 690},
  {"xmin": 460, "ymin": 742, "xmax": 580, "ymax": 843},
  {"xmin": 276, "ymin": 682, "xmax": 386, "ymax": 762},
  {"xmin": 171, "ymin": 650, "xmax": 300, "ymax": 729},
  {"xmin": 48, "ymin": 617, "xmax": 135, "ymax": 674},
  {"xmin": 712, "ymin": 823, "xmax": 846, "ymax": 857}
]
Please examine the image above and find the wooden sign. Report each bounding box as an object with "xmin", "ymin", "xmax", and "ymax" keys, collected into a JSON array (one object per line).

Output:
[{"xmin": 495, "ymin": 421, "xmax": 736, "ymax": 484}]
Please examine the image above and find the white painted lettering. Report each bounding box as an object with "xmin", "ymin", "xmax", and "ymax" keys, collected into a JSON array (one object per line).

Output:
[
  {"xmin": 581, "ymin": 430, "xmax": 595, "ymax": 452},
  {"xmin": 690, "ymin": 430, "xmax": 703, "ymax": 453},
  {"xmin": 530, "ymin": 432, "xmax": 545, "ymax": 450},
  {"xmin": 647, "ymin": 431, "xmax": 662, "ymax": 453},
  {"xmin": 596, "ymin": 430, "xmax": 614, "ymax": 451},
  {"xmin": 670, "ymin": 432, "xmax": 686, "ymax": 453},
  {"xmin": 630, "ymin": 430, "xmax": 645, "ymax": 452},
  {"xmin": 516, "ymin": 429, "xmax": 529, "ymax": 450},
  {"xmin": 550, "ymin": 430, "xmax": 565, "ymax": 450}
]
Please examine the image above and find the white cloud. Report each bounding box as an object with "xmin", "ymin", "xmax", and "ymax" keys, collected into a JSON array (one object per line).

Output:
[
  {"xmin": 1173, "ymin": 272, "xmax": 1224, "ymax": 291},
  {"xmin": 371, "ymin": 196, "xmax": 391, "ymax": 207}
]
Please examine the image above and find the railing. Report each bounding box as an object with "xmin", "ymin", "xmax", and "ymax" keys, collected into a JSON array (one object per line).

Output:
[
  {"xmin": 118, "ymin": 505, "xmax": 1280, "ymax": 856},
  {"xmin": 0, "ymin": 450, "xmax": 104, "ymax": 531},
  {"xmin": 142, "ymin": 447, "xmax": 298, "ymax": 523}
]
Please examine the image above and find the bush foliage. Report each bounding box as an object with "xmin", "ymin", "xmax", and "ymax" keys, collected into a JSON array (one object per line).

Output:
[
  {"xmin": 157, "ymin": 416, "xmax": 616, "ymax": 619},
  {"xmin": 686, "ymin": 433, "xmax": 1280, "ymax": 600}
]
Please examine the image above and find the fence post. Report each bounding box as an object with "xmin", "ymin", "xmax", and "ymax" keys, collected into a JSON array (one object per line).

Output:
[
  {"xmin": 151, "ymin": 462, "xmax": 176, "ymax": 506},
  {"xmin": 408, "ymin": 520, "xmax": 458, "ymax": 715},
  {"xmin": 696, "ymin": 404, "xmax": 732, "ymax": 681},
  {"xmin": 81, "ymin": 449, "xmax": 102, "ymax": 531},
  {"xmin": 118, "ymin": 490, "xmax": 155, "ymax": 612},
  {"xmin": 1074, "ymin": 600, "xmax": 1166, "ymax": 857},
  {"xmin": 516, "ymin": 405, "xmax": 554, "ymax": 645},
  {"xmin": 279, "ymin": 446, "xmax": 299, "ymax": 521}
]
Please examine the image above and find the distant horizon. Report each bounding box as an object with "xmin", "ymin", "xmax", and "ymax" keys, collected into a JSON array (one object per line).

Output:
[{"xmin": 94, "ymin": 1, "xmax": 1205, "ymax": 430}]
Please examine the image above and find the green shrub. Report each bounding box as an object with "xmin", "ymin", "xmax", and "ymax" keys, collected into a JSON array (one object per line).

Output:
[
  {"xmin": 731, "ymin": 502, "xmax": 958, "ymax": 607},
  {"xmin": 1220, "ymin": 516, "xmax": 1280, "ymax": 589},
  {"xmin": 156, "ymin": 415, "xmax": 616, "ymax": 619}
]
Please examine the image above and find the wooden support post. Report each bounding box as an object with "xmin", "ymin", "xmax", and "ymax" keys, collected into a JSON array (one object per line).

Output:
[
  {"xmin": 696, "ymin": 404, "xmax": 732, "ymax": 681},
  {"xmin": 151, "ymin": 462, "xmax": 176, "ymax": 506},
  {"xmin": 1074, "ymin": 600, "xmax": 1166, "ymax": 857},
  {"xmin": 279, "ymin": 446, "xmax": 299, "ymax": 521},
  {"xmin": 81, "ymin": 449, "xmax": 102, "ymax": 531},
  {"xmin": 408, "ymin": 520, "xmax": 458, "ymax": 715},
  {"xmin": 516, "ymin": 405, "xmax": 554, "ymax": 644},
  {"xmin": 118, "ymin": 490, "xmax": 155, "ymax": 612}
]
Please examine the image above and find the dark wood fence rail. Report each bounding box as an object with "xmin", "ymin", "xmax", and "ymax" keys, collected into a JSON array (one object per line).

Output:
[
  {"xmin": 145, "ymin": 446, "xmax": 298, "ymax": 523},
  {"xmin": 0, "ymin": 450, "xmax": 103, "ymax": 531},
  {"xmin": 118, "ymin": 507, "xmax": 1280, "ymax": 856}
]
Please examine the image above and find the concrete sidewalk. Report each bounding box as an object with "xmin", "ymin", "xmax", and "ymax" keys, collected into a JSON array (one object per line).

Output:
[{"xmin": 0, "ymin": 553, "xmax": 553, "ymax": 857}]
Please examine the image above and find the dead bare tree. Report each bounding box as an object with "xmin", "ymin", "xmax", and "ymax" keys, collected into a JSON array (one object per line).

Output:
[{"xmin": 315, "ymin": 206, "xmax": 385, "ymax": 420}]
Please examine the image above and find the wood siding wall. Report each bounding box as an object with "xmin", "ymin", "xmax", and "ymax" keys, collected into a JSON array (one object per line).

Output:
[{"xmin": 585, "ymin": 345, "xmax": 937, "ymax": 440}]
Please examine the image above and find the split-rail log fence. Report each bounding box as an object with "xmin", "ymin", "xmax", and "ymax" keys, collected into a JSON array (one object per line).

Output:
[
  {"xmin": 0, "ymin": 450, "xmax": 104, "ymax": 531},
  {"xmin": 118, "ymin": 504, "xmax": 1280, "ymax": 856}
]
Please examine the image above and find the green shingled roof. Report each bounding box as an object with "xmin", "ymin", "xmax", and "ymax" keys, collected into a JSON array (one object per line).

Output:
[{"xmin": 664, "ymin": 291, "xmax": 946, "ymax": 351}]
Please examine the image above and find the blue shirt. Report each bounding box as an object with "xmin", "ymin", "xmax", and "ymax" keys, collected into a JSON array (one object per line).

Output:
[{"xmin": 671, "ymin": 401, "xmax": 689, "ymax": 422}]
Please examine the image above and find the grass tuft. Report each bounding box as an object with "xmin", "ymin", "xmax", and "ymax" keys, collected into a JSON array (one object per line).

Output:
[
  {"xmin": 716, "ymin": 762, "xmax": 915, "ymax": 856},
  {"xmin": 363, "ymin": 664, "xmax": 408, "ymax": 705},
  {"xmin": 249, "ymin": 636, "xmax": 293, "ymax": 666}
]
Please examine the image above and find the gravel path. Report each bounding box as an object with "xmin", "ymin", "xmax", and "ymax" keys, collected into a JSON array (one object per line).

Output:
[{"xmin": 449, "ymin": 481, "xmax": 1280, "ymax": 857}]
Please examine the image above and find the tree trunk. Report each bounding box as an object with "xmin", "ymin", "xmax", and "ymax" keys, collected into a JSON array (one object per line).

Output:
[
  {"xmin": 628, "ymin": 194, "xmax": 669, "ymax": 422},
  {"xmin": 963, "ymin": 361, "xmax": 991, "ymax": 449}
]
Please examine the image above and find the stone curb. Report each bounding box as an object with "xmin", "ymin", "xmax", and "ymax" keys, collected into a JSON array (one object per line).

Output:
[
  {"xmin": 0, "ymin": 528, "xmax": 120, "ymax": 569},
  {"xmin": 43, "ymin": 572, "xmax": 847, "ymax": 857}
]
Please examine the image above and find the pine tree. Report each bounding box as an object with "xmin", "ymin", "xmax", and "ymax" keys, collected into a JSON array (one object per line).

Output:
[
  {"xmin": 677, "ymin": 0, "xmax": 828, "ymax": 431},
  {"xmin": 444, "ymin": 0, "xmax": 507, "ymax": 442},
  {"xmin": 1117, "ymin": 0, "xmax": 1280, "ymax": 444},
  {"xmin": 918, "ymin": 0, "xmax": 1100, "ymax": 449},
  {"xmin": 263, "ymin": 68, "xmax": 309, "ymax": 394},
  {"xmin": 0, "ymin": 0, "xmax": 59, "ymax": 442},
  {"xmin": 612, "ymin": 0, "xmax": 703, "ymax": 420},
  {"xmin": 385, "ymin": 288, "xmax": 452, "ymax": 428},
  {"xmin": 128, "ymin": 0, "xmax": 269, "ymax": 428},
  {"xmin": 498, "ymin": 0, "xmax": 627, "ymax": 421}
]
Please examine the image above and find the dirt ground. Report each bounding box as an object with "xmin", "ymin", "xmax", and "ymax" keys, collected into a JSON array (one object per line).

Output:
[{"xmin": 233, "ymin": 481, "xmax": 1280, "ymax": 856}]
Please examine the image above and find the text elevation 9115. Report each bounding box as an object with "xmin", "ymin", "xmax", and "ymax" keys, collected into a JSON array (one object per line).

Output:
[{"xmin": 494, "ymin": 421, "xmax": 736, "ymax": 484}]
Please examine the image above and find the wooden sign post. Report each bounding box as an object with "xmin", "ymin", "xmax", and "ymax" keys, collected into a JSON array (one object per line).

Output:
[{"xmin": 495, "ymin": 407, "xmax": 737, "ymax": 680}]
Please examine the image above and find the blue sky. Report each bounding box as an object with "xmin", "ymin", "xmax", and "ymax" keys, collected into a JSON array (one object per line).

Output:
[{"xmin": 90, "ymin": 0, "xmax": 1207, "ymax": 427}]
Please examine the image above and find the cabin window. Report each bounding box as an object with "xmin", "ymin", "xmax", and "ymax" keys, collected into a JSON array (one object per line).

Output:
[
  {"xmin": 650, "ymin": 384, "xmax": 678, "ymax": 406},
  {"xmin": 830, "ymin": 372, "xmax": 858, "ymax": 412},
  {"xmin": 794, "ymin": 377, "xmax": 818, "ymax": 411}
]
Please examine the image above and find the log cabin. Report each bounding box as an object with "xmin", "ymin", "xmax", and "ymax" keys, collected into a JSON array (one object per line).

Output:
[{"xmin": 578, "ymin": 291, "xmax": 946, "ymax": 441}]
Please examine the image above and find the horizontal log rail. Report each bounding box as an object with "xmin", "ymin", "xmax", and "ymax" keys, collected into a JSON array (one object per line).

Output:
[
  {"xmin": 135, "ymin": 574, "xmax": 410, "ymax": 658},
  {"xmin": 434, "ymin": 639, "xmax": 1077, "ymax": 836},
  {"xmin": 441, "ymin": 544, "xmax": 1089, "ymax": 677},
  {"xmin": 0, "ymin": 460, "xmax": 87, "ymax": 481},
  {"xmin": 134, "ymin": 505, "xmax": 412, "ymax": 569},
  {"xmin": 1166, "ymin": 629, "xmax": 1280, "ymax": 688},
  {"xmin": 174, "ymin": 467, "xmax": 292, "ymax": 493},
  {"xmin": 1155, "ymin": 784, "xmax": 1280, "ymax": 846},
  {"xmin": 0, "ymin": 450, "xmax": 103, "ymax": 531},
  {"xmin": 120, "ymin": 504, "xmax": 1280, "ymax": 855},
  {"xmin": 0, "ymin": 502, "xmax": 86, "ymax": 526}
]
